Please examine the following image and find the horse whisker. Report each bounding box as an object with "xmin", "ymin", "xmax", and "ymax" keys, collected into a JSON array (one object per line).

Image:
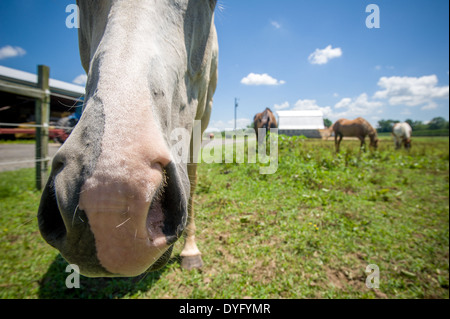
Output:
[
  {"xmin": 72, "ymin": 205, "xmax": 80, "ymax": 225},
  {"xmin": 116, "ymin": 217, "xmax": 131, "ymax": 228}
]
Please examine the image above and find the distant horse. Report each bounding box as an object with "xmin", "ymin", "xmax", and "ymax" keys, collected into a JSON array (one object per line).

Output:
[
  {"xmin": 330, "ymin": 117, "xmax": 379, "ymax": 153},
  {"xmin": 253, "ymin": 108, "xmax": 277, "ymax": 142},
  {"xmin": 392, "ymin": 122, "xmax": 412, "ymax": 150}
]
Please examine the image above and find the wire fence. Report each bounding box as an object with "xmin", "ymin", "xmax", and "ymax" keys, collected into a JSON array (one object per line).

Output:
[
  {"xmin": 0, "ymin": 122, "xmax": 74, "ymax": 130},
  {"xmin": 0, "ymin": 157, "xmax": 52, "ymax": 167}
]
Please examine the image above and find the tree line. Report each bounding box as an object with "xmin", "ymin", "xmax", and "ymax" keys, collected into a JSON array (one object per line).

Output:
[
  {"xmin": 376, "ymin": 117, "xmax": 449, "ymax": 133},
  {"xmin": 323, "ymin": 117, "xmax": 449, "ymax": 136}
]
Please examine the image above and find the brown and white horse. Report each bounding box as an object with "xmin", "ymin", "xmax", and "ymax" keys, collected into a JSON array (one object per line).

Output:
[
  {"xmin": 392, "ymin": 122, "xmax": 412, "ymax": 150},
  {"xmin": 330, "ymin": 117, "xmax": 379, "ymax": 153},
  {"xmin": 38, "ymin": 0, "xmax": 218, "ymax": 277}
]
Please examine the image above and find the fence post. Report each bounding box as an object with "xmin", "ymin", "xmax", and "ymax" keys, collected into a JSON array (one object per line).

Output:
[{"xmin": 35, "ymin": 65, "xmax": 50, "ymax": 191}]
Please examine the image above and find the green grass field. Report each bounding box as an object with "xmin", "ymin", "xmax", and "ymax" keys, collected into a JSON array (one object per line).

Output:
[{"xmin": 0, "ymin": 136, "xmax": 448, "ymax": 299}]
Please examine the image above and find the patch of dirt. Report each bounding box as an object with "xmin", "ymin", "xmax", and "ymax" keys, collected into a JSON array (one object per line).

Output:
[
  {"xmin": 251, "ymin": 259, "xmax": 278, "ymax": 285},
  {"xmin": 326, "ymin": 267, "xmax": 348, "ymax": 290},
  {"xmin": 324, "ymin": 258, "xmax": 388, "ymax": 298},
  {"xmin": 213, "ymin": 246, "xmax": 238, "ymax": 266}
]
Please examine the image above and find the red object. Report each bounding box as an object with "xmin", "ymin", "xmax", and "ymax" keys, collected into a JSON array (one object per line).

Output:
[{"xmin": 0, "ymin": 128, "xmax": 69, "ymax": 142}]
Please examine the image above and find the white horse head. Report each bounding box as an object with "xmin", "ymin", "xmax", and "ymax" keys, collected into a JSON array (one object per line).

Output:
[
  {"xmin": 393, "ymin": 122, "xmax": 412, "ymax": 150},
  {"xmin": 38, "ymin": 0, "xmax": 218, "ymax": 277}
]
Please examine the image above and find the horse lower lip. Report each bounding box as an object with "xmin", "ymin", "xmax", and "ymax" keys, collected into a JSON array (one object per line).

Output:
[{"xmin": 84, "ymin": 205, "xmax": 168, "ymax": 276}]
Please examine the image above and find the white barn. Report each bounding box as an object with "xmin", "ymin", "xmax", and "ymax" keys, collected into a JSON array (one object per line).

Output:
[{"xmin": 276, "ymin": 110, "xmax": 325, "ymax": 138}]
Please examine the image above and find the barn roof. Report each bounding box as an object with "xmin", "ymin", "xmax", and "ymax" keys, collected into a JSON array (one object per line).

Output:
[
  {"xmin": 276, "ymin": 110, "xmax": 325, "ymax": 130},
  {"xmin": 277, "ymin": 110, "xmax": 324, "ymax": 117},
  {"xmin": 0, "ymin": 65, "xmax": 85, "ymax": 99}
]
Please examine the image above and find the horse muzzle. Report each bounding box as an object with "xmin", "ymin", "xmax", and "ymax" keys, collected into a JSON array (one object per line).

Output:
[{"xmin": 38, "ymin": 159, "xmax": 188, "ymax": 277}]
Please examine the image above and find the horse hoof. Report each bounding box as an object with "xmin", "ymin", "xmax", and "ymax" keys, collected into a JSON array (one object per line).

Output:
[{"xmin": 181, "ymin": 255, "xmax": 203, "ymax": 270}]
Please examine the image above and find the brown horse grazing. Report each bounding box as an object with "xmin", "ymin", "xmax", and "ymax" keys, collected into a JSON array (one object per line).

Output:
[
  {"xmin": 330, "ymin": 117, "xmax": 379, "ymax": 153},
  {"xmin": 253, "ymin": 108, "xmax": 277, "ymax": 142}
]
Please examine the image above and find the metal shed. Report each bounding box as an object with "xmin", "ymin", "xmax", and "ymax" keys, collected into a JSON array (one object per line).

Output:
[{"xmin": 276, "ymin": 110, "xmax": 325, "ymax": 138}]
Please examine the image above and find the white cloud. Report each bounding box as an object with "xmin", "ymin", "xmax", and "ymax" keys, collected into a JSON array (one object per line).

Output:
[
  {"xmin": 373, "ymin": 75, "xmax": 449, "ymax": 110},
  {"xmin": 332, "ymin": 93, "xmax": 383, "ymax": 118},
  {"xmin": 421, "ymin": 103, "xmax": 438, "ymax": 110},
  {"xmin": 293, "ymin": 99, "xmax": 333, "ymax": 117},
  {"xmin": 271, "ymin": 21, "xmax": 281, "ymax": 29},
  {"xmin": 73, "ymin": 74, "xmax": 88, "ymax": 85},
  {"xmin": 294, "ymin": 99, "xmax": 321, "ymax": 110},
  {"xmin": 335, "ymin": 97, "xmax": 352, "ymax": 109},
  {"xmin": 241, "ymin": 73, "xmax": 286, "ymax": 86},
  {"xmin": 375, "ymin": 65, "xmax": 395, "ymax": 71},
  {"xmin": 277, "ymin": 95, "xmax": 381, "ymax": 127},
  {"xmin": 0, "ymin": 45, "xmax": 26, "ymax": 60},
  {"xmin": 274, "ymin": 102, "xmax": 290, "ymax": 110},
  {"xmin": 401, "ymin": 109, "xmax": 412, "ymax": 115},
  {"xmin": 371, "ymin": 116, "xmax": 381, "ymax": 122},
  {"xmin": 276, "ymin": 74, "xmax": 448, "ymax": 127},
  {"xmin": 308, "ymin": 45, "xmax": 342, "ymax": 65}
]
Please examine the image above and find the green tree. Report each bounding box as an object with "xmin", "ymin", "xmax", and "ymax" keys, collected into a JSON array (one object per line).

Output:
[
  {"xmin": 405, "ymin": 119, "xmax": 414, "ymax": 127},
  {"xmin": 412, "ymin": 120, "xmax": 427, "ymax": 131},
  {"xmin": 405, "ymin": 119, "xmax": 423, "ymax": 131},
  {"xmin": 428, "ymin": 117, "xmax": 448, "ymax": 130},
  {"xmin": 323, "ymin": 118, "xmax": 333, "ymax": 128},
  {"xmin": 377, "ymin": 119, "xmax": 399, "ymax": 133}
]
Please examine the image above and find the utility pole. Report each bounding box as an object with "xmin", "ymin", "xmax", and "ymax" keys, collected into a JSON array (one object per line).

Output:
[{"xmin": 234, "ymin": 98, "xmax": 239, "ymax": 131}]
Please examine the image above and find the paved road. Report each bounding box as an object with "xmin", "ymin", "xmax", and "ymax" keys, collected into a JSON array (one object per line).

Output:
[
  {"xmin": 0, "ymin": 138, "xmax": 244, "ymax": 172},
  {"xmin": 0, "ymin": 144, "xmax": 61, "ymax": 172}
]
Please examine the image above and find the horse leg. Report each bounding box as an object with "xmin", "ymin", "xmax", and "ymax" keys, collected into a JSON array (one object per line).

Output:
[
  {"xmin": 180, "ymin": 162, "xmax": 203, "ymax": 270},
  {"xmin": 360, "ymin": 137, "xmax": 366, "ymax": 153},
  {"xmin": 335, "ymin": 134, "xmax": 341, "ymax": 153},
  {"xmin": 395, "ymin": 137, "xmax": 401, "ymax": 150},
  {"xmin": 334, "ymin": 134, "xmax": 338, "ymax": 153}
]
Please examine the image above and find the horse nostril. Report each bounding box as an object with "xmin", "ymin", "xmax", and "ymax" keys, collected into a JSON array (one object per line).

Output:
[
  {"xmin": 51, "ymin": 151, "xmax": 66, "ymax": 175},
  {"xmin": 37, "ymin": 175, "xmax": 67, "ymax": 248}
]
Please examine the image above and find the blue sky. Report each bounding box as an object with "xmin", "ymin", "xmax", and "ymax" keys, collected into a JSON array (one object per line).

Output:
[{"xmin": 0, "ymin": 0, "xmax": 448, "ymax": 131}]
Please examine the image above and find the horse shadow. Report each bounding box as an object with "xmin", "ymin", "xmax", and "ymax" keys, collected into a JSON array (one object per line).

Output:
[{"xmin": 38, "ymin": 254, "xmax": 180, "ymax": 299}]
